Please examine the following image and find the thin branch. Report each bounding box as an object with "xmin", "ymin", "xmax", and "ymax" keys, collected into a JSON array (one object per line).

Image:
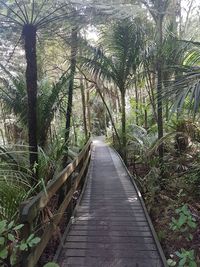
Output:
[
  {"xmin": 35, "ymin": 3, "xmax": 71, "ymax": 27},
  {"xmin": 0, "ymin": 13, "xmax": 23, "ymax": 26},
  {"xmin": 32, "ymin": 0, "xmax": 48, "ymax": 24},
  {"xmin": 0, "ymin": 0, "xmax": 26, "ymax": 24},
  {"xmin": 30, "ymin": 0, "xmax": 35, "ymax": 23},
  {"xmin": 20, "ymin": 0, "xmax": 30, "ymax": 23},
  {"xmin": 14, "ymin": 0, "xmax": 28, "ymax": 23}
]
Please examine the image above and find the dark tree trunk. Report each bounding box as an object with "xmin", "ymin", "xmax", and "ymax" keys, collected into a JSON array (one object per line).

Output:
[
  {"xmin": 23, "ymin": 24, "xmax": 38, "ymax": 174},
  {"xmin": 63, "ymin": 28, "xmax": 78, "ymax": 166},
  {"xmin": 134, "ymin": 77, "xmax": 139, "ymax": 125},
  {"xmin": 80, "ymin": 78, "xmax": 88, "ymax": 140},
  {"xmin": 121, "ymin": 90, "xmax": 127, "ymax": 163},
  {"xmin": 157, "ymin": 15, "xmax": 164, "ymax": 166},
  {"xmin": 86, "ymin": 89, "xmax": 91, "ymax": 134}
]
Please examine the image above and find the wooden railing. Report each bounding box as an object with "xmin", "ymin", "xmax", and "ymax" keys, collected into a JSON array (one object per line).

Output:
[{"xmin": 19, "ymin": 139, "xmax": 92, "ymax": 267}]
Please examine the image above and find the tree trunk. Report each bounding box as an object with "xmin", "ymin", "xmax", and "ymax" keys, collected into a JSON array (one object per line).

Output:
[
  {"xmin": 134, "ymin": 77, "xmax": 139, "ymax": 125},
  {"xmin": 121, "ymin": 90, "xmax": 127, "ymax": 163},
  {"xmin": 63, "ymin": 28, "xmax": 78, "ymax": 165},
  {"xmin": 157, "ymin": 14, "xmax": 164, "ymax": 167},
  {"xmin": 23, "ymin": 24, "xmax": 38, "ymax": 174},
  {"xmin": 72, "ymin": 115, "xmax": 77, "ymax": 146},
  {"xmin": 144, "ymin": 64, "xmax": 157, "ymax": 122},
  {"xmin": 86, "ymin": 88, "xmax": 91, "ymax": 134},
  {"xmin": 80, "ymin": 77, "xmax": 88, "ymax": 140}
]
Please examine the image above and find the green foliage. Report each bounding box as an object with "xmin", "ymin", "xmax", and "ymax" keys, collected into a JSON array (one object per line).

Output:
[
  {"xmin": 0, "ymin": 219, "xmax": 40, "ymax": 266},
  {"xmin": 170, "ymin": 204, "xmax": 197, "ymax": 240},
  {"xmin": 175, "ymin": 249, "xmax": 197, "ymax": 267},
  {"xmin": 167, "ymin": 258, "xmax": 176, "ymax": 266},
  {"xmin": 0, "ymin": 145, "xmax": 34, "ymax": 221},
  {"xmin": 0, "ymin": 71, "xmax": 68, "ymax": 147},
  {"xmin": 43, "ymin": 263, "xmax": 60, "ymax": 267},
  {"xmin": 167, "ymin": 249, "xmax": 197, "ymax": 267}
]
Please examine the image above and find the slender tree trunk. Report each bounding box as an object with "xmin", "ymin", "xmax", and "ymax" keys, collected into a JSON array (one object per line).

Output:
[
  {"xmin": 80, "ymin": 77, "xmax": 88, "ymax": 140},
  {"xmin": 134, "ymin": 77, "xmax": 139, "ymax": 125},
  {"xmin": 23, "ymin": 24, "xmax": 38, "ymax": 174},
  {"xmin": 72, "ymin": 115, "xmax": 77, "ymax": 146},
  {"xmin": 116, "ymin": 90, "xmax": 122, "ymax": 114},
  {"xmin": 144, "ymin": 64, "xmax": 157, "ymax": 122},
  {"xmin": 157, "ymin": 14, "xmax": 164, "ymax": 166},
  {"xmin": 63, "ymin": 28, "xmax": 78, "ymax": 165},
  {"xmin": 121, "ymin": 90, "xmax": 127, "ymax": 163},
  {"xmin": 86, "ymin": 89, "xmax": 91, "ymax": 134},
  {"xmin": 144, "ymin": 110, "xmax": 148, "ymax": 129}
]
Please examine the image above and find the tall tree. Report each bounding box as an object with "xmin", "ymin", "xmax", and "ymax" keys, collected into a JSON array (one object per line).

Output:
[
  {"xmin": 63, "ymin": 27, "xmax": 78, "ymax": 165},
  {"xmin": 0, "ymin": 0, "xmax": 74, "ymax": 178},
  {"xmin": 142, "ymin": 0, "xmax": 169, "ymax": 169}
]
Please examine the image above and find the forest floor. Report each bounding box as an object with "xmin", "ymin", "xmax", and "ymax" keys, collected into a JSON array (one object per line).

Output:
[{"xmin": 128, "ymin": 154, "xmax": 200, "ymax": 266}]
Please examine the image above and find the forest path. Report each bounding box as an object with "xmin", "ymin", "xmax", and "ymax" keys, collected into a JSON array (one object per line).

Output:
[{"xmin": 56, "ymin": 137, "xmax": 167, "ymax": 267}]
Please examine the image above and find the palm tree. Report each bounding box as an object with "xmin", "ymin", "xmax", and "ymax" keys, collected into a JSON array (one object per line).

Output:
[
  {"xmin": 169, "ymin": 45, "xmax": 200, "ymax": 116},
  {"xmin": 0, "ymin": 0, "xmax": 75, "ymax": 178},
  {"xmin": 63, "ymin": 27, "xmax": 78, "ymax": 165},
  {"xmin": 142, "ymin": 0, "xmax": 170, "ymax": 170},
  {"xmin": 82, "ymin": 18, "xmax": 143, "ymax": 161}
]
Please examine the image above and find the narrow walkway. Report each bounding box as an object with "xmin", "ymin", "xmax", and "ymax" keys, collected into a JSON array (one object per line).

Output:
[{"xmin": 57, "ymin": 138, "xmax": 167, "ymax": 267}]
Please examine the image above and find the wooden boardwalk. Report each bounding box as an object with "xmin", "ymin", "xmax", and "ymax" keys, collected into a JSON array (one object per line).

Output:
[{"xmin": 56, "ymin": 138, "xmax": 167, "ymax": 267}]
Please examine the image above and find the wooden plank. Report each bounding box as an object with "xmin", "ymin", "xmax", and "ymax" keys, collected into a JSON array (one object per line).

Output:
[{"xmin": 64, "ymin": 241, "xmax": 157, "ymax": 250}]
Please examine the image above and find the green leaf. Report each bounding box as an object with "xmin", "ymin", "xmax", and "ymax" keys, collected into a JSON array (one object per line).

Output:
[
  {"xmin": 167, "ymin": 259, "xmax": 176, "ymax": 266},
  {"xmin": 13, "ymin": 224, "xmax": 24, "ymax": 231},
  {"xmin": 19, "ymin": 243, "xmax": 28, "ymax": 251},
  {"xmin": 189, "ymin": 250, "xmax": 195, "ymax": 258},
  {"xmin": 43, "ymin": 263, "xmax": 60, "ymax": 267},
  {"xmin": 0, "ymin": 237, "xmax": 5, "ymax": 246},
  {"xmin": 175, "ymin": 251, "xmax": 182, "ymax": 258},
  {"xmin": 179, "ymin": 257, "xmax": 186, "ymax": 266},
  {"xmin": 187, "ymin": 220, "xmax": 197, "ymax": 228},
  {"xmin": 27, "ymin": 234, "xmax": 34, "ymax": 242},
  {"xmin": 0, "ymin": 248, "xmax": 8, "ymax": 259},
  {"xmin": 7, "ymin": 221, "xmax": 14, "ymax": 230},
  {"xmin": 182, "ymin": 205, "xmax": 189, "ymax": 215},
  {"xmin": 8, "ymin": 233, "xmax": 15, "ymax": 242},
  {"xmin": 0, "ymin": 221, "xmax": 7, "ymax": 234},
  {"xmin": 28, "ymin": 237, "xmax": 41, "ymax": 247},
  {"xmin": 178, "ymin": 213, "xmax": 187, "ymax": 226},
  {"xmin": 189, "ymin": 261, "xmax": 197, "ymax": 267}
]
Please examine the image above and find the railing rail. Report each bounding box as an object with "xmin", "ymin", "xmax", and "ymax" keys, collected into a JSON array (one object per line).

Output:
[{"xmin": 19, "ymin": 139, "xmax": 92, "ymax": 267}]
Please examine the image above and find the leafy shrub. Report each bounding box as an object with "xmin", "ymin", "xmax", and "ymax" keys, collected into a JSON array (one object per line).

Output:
[
  {"xmin": 170, "ymin": 204, "xmax": 197, "ymax": 240},
  {"xmin": 0, "ymin": 220, "xmax": 40, "ymax": 266}
]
